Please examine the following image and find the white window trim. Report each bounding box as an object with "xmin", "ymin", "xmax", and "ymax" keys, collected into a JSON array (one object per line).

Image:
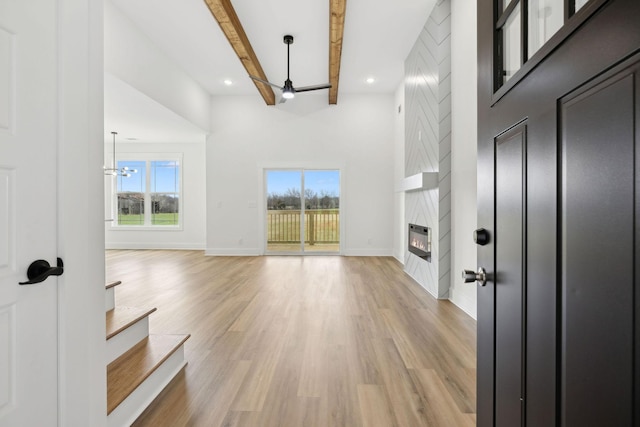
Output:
[{"xmin": 110, "ymin": 152, "xmax": 184, "ymax": 231}]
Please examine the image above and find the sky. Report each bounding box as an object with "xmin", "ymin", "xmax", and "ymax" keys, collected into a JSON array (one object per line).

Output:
[
  {"xmin": 117, "ymin": 160, "xmax": 179, "ymax": 193},
  {"xmin": 266, "ymin": 170, "xmax": 340, "ymax": 196},
  {"xmin": 117, "ymin": 163, "xmax": 339, "ymax": 197}
]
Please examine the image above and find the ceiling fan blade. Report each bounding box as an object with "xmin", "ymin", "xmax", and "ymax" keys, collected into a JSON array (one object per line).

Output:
[
  {"xmin": 294, "ymin": 83, "xmax": 332, "ymax": 93},
  {"xmin": 278, "ymin": 96, "xmax": 288, "ymax": 104},
  {"xmin": 249, "ymin": 75, "xmax": 283, "ymax": 90}
]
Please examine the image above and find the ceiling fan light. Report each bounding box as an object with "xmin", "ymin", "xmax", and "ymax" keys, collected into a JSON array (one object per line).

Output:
[{"xmin": 282, "ymin": 89, "xmax": 295, "ymax": 99}]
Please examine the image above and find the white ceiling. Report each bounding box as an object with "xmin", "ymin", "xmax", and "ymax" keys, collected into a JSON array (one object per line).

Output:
[
  {"xmin": 109, "ymin": 0, "xmax": 437, "ymax": 97},
  {"xmin": 104, "ymin": 73, "xmax": 206, "ymax": 143}
]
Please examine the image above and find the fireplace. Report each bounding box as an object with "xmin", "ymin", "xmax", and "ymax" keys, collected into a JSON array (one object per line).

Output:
[{"xmin": 408, "ymin": 223, "xmax": 431, "ymax": 262}]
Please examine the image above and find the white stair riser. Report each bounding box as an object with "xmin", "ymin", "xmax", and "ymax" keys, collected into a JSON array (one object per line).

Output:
[
  {"xmin": 107, "ymin": 346, "xmax": 187, "ymax": 427},
  {"xmin": 106, "ymin": 318, "xmax": 149, "ymax": 364},
  {"xmin": 105, "ymin": 287, "xmax": 115, "ymax": 312}
]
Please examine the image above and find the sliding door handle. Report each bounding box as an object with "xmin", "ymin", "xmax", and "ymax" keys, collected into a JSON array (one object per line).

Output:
[{"xmin": 19, "ymin": 258, "xmax": 64, "ymax": 285}]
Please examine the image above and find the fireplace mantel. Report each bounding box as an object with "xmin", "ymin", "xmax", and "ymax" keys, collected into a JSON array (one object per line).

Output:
[{"xmin": 395, "ymin": 172, "xmax": 439, "ymax": 192}]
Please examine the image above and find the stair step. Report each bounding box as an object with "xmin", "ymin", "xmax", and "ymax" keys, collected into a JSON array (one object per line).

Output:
[
  {"xmin": 106, "ymin": 306, "xmax": 156, "ymax": 340},
  {"xmin": 106, "ymin": 307, "xmax": 156, "ymax": 363},
  {"xmin": 105, "ymin": 281, "xmax": 122, "ymax": 312},
  {"xmin": 107, "ymin": 334, "xmax": 190, "ymax": 416}
]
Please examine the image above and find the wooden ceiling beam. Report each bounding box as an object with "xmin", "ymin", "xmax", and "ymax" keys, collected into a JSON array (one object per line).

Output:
[
  {"xmin": 203, "ymin": 0, "xmax": 276, "ymax": 105},
  {"xmin": 329, "ymin": 0, "xmax": 347, "ymax": 105}
]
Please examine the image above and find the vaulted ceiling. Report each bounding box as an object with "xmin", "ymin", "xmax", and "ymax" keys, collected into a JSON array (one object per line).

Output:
[{"xmin": 109, "ymin": 0, "xmax": 436, "ymax": 106}]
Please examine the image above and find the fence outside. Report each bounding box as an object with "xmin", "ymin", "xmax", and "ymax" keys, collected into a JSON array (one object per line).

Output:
[{"xmin": 267, "ymin": 209, "xmax": 339, "ymax": 245}]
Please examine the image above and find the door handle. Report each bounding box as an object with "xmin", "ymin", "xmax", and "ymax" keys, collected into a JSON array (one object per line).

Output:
[
  {"xmin": 462, "ymin": 267, "xmax": 487, "ymax": 286},
  {"xmin": 19, "ymin": 258, "xmax": 64, "ymax": 285}
]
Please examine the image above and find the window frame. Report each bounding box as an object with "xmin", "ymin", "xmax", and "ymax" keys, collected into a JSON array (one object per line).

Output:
[
  {"xmin": 493, "ymin": 0, "xmax": 609, "ymax": 103},
  {"xmin": 110, "ymin": 153, "xmax": 184, "ymax": 231}
]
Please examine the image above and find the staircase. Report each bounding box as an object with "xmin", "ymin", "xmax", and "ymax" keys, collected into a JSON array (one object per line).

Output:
[{"xmin": 105, "ymin": 280, "xmax": 190, "ymax": 426}]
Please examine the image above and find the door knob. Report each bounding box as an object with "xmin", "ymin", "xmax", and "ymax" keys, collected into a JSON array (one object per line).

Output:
[
  {"xmin": 19, "ymin": 258, "xmax": 64, "ymax": 285},
  {"xmin": 462, "ymin": 267, "xmax": 487, "ymax": 286}
]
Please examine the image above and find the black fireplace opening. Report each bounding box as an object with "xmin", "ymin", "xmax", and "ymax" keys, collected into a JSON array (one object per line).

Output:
[{"xmin": 408, "ymin": 223, "xmax": 431, "ymax": 262}]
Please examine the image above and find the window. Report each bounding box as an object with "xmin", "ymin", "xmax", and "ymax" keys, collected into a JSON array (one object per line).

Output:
[
  {"xmin": 150, "ymin": 160, "xmax": 180, "ymax": 225},
  {"xmin": 495, "ymin": 0, "xmax": 600, "ymax": 94},
  {"xmin": 527, "ymin": 0, "xmax": 564, "ymax": 58},
  {"xmin": 114, "ymin": 157, "xmax": 181, "ymax": 228}
]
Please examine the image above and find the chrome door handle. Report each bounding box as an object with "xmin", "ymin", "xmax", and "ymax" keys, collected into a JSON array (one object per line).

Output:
[
  {"xmin": 462, "ymin": 267, "xmax": 487, "ymax": 286},
  {"xmin": 19, "ymin": 258, "xmax": 64, "ymax": 285}
]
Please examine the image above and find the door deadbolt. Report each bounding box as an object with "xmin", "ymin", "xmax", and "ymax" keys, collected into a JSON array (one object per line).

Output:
[
  {"xmin": 462, "ymin": 268, "xmax": 487, "ymax": 286},
  {"xmin": 474, "ymin": 228, "xmax": 490, "ymax": 246}
]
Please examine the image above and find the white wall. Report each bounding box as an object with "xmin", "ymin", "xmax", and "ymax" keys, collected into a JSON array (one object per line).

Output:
[
  {"xmin": 206, "ymin": 94, "xmax": 395, "ymax": 256},
  {"xmin": 449, "ymin": 0, "xmax": 478, "ymax": 318},
  {"xmin": 393, "ymin": 85, "xmax": 405, "ymax": 263},
  {"xmin": 104, "ymin": 0, "xmax": 211, "ymax": 132},
  {"xmin": 105, "ymin": 141, "xmax": 207, "ymax": 249},
  {"xmin": 57, "ymin": 0, "xmax": 106, "ymax": 424}
]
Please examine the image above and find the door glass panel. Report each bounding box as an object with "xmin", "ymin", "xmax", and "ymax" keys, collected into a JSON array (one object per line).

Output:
[
  {"xmin": 574, "ymin": 0, "xmax": 589, "ymax": 12},
  {"xmin": 528, "ymin": 0, "xmax": 563, "ymax": 58},
  {"xmin": 503, "ymin": 4, "xmax": 522, "ymax": 84},
  {"xmin": 266, "ymin": 170, "xmax": 302, "ymax": 252},
  {"xmin": 303, "ymin": 170, "xmax": 340, "ymax": 253}
]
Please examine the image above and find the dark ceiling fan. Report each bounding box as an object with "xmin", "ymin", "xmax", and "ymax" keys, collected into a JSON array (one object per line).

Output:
[{"xmin": 250, "ymin": 35, "xmax": 331, "ymax": 103}]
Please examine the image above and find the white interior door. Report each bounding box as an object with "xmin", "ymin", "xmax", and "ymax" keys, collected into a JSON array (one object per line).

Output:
[{"xmin": 0, "ymin": 1, "xmax": 60, "ymax": 425}]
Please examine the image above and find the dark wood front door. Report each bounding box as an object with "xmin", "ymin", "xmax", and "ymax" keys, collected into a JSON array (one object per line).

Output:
[{"xmin": 477, "ymin": 0, "xmax": 640, "ymax": 425}]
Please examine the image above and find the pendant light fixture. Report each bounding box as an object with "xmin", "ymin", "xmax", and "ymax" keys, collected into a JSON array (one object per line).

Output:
[{"xmin": 104, "ymin": 131, "xmax": 137, "ymax": 177}]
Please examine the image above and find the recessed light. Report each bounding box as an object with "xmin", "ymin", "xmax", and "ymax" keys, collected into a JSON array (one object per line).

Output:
[
  {"xmin": 126, "ymin": 137, "xmax": 138, "ymax": 141},
  {"xmin": 223, "ymin": 79, "xmax": 233, "ymax": 86},
  {"xmin": 366, "ymin": 77, "xmax": 375, "ymax": 84}
]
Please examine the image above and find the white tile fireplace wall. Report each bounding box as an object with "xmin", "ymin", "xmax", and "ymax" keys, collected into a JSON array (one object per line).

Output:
[{"xmin": 403, "ymin": 0, "xmax": 451, "ymax": 299}]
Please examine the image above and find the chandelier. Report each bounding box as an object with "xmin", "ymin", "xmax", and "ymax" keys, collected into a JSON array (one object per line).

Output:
[{"xmin": 104, "ymin": 131, "xmax": 137, "ymax": 177}]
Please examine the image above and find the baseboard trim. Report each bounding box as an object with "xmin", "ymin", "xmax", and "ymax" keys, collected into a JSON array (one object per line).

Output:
[
  {"xmin": 205, "ymin": 248, "xmax": 261, "ymax": 256},
  {"xmin": 105, "ymin": 243, "xmax": 206, "ymax": 250},
  {"xmin": 204, "ymin": 248, "xmax": 395, "ymax": 257}
]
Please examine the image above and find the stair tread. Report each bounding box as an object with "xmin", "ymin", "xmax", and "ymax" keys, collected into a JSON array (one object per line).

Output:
[
  {"xmin": 106, "ymin": 280, "xmax": 122, "ymax": 290},
  {"xmin": 106, "ymin": 306, "xmax": 157, "ymax": 340},
  {"xmin": 107, "ymin": 334, "xmax": 190, "ymax": 414}
]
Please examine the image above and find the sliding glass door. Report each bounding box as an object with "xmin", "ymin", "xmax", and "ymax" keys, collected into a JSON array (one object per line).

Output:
[
  {"xmin": 303, "ymin": 170, "xmax": 340, "ymax": 252},
  {"xmin": 265, "ymin": 169, "xmax": 340, "ymax": 254},
  {"xmin": 266, "ymin": 170, "xmax": 303, "ymax": 253}
]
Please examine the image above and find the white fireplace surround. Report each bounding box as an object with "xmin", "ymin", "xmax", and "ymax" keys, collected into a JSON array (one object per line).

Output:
[
  {"xmin": 395, "ymin": 172, "xmax": 439, "ymax": 192},
  {"xmin": 403, "ymin": 0, "xmax": 451, "ymax": 300}
]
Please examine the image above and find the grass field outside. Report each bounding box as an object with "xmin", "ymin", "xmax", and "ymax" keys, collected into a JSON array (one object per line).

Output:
[{"xmin": 117, "ymin": 213, "xmax": 179, "ymax": 226}]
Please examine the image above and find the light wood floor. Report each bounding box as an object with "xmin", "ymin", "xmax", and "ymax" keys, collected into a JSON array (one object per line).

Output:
[
  {"xmin": 106, "ymin": 250, "xmax": 476, "ymax": 427},
  {"xmin": 266, "ymin": 243, "xmax": 340, "ymax": 253}
]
